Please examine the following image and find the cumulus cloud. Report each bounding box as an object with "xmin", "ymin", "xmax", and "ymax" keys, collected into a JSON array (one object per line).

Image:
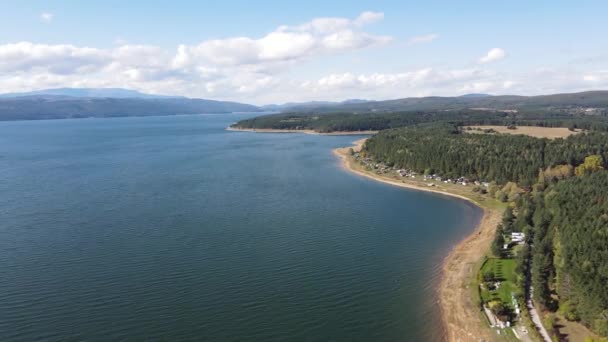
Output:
[
  {"xmin": 278, "ymin": 66, "xmax": 608, "ymax": 105},
  {"xmin": 182, "ymin": 12, "xmax": 391, "ymax": 67},
  {"xmin": 0, "ymin": 42, "xmax": 108, "ymax": 74},
  {"xmin": 2, "ymin": 12, "xmax": 607, "ymax": 104},
  {"xmin": 40, "ymin": 12, "xmax": 54, "ymax": 23},
  {"xmin": 407, "ymin": 33, "xmax": 439, "ymax": 46},
  {"xmin": 2, "ymin": 11, "xmax": 389, "ymax": 75},
  {"xmin": 304, "ymin": 68, "xmax": 494, "ymax": 94},
  {"xmin": 478, "ymin": 48, "xmax": 506, "ymax": 64},
  {"xmin": 0, "ymin": 11, "xmax": 397, "ymax": 103}
]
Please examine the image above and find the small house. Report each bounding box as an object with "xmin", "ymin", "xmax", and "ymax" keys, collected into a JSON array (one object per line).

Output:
[{"xmin": 511, "ymin": 232, "xmax": 525, "ymax": 244}]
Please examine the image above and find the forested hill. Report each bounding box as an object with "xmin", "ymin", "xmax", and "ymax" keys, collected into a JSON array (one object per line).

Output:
[
  {"xmin": 233, "ymin": 108, "xmax": 608, "ymax": 133},
  {"xmin": 361, "ymin": 123, "xmax": 608, "ymax": 336},
  {"xmin": 515, "ymin": 171, "xmax": 608, "ymax": 336},
  {"xmin": 280, "ymin": 91, "xmax": 608, "ymax": 113},
  {"xmin": 0, "ymin": 96, "xmax": 261, "ymax": 121},
  {"xmin": 362, "ymin": 124, "xmax": 608, "ymax": 186}
]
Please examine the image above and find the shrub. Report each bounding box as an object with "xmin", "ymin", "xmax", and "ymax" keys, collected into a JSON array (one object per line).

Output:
[{"xmin": 483, "ymin": 270, "xmax": 495, "ymax": 282}]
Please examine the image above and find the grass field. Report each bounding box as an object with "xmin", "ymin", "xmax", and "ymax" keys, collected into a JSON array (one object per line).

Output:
[
  {"xmin": 465, "ymin": 125, "xmax": 582, "ymax": 139},
  {"xmin": 480, "ymin": 258, "xmax": 517, "ymax": 307}
]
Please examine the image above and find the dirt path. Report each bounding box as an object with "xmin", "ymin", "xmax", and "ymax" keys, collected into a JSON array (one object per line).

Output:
[{"xmin": 527, "ymin": 291, "xmax": 552, "ymax": 342}]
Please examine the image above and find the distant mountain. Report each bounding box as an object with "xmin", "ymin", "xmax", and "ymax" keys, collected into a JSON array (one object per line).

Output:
[
  {"xmin": 3, "ymin": 88, "xmax": 607, "ymax": 121},
  {"xmin": 0, "ymin": 92, "xmax": 261, "ymax": 121},
  {"xmin": 262, "ymin": 99, "xmax": 369, "ymax": 112},
  {"xmin": 341, "ymin": 99, "xmax": 370, "ymax": 104},
  {"xmin": 282, "ymin": 91, "xmax": 608, "ymax": 113},
  {"xmin": 459, "ymin": 93, "xmax": 492, "ymax": 98},
  {"xmin": 0, "ymin": 87, "xmax": 183, "ymax": 99}
]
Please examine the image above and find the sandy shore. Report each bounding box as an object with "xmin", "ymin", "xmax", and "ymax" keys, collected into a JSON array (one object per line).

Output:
[
  {"xmin": 226, "ymin": 126, "xmax": 378, "ymax": 136},
  {"xmin": 334, "ymin": 138, "xmax": 501, "ymax": 342}
]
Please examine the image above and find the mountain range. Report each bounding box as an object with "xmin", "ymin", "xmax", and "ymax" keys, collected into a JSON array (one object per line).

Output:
[
  {"xmin": 0, "ymin": 88, "xmax": 607, "ymax": 121},
  {"xmin": 0, "ymin": 88, "xmax": 260, "ymax": 121},
  {"xmin": 0, "ymin": 88, "xmax": 183, "ymax": 99},
  {"xmin": 282, "ymin": 91, "xmax": 608, "ymax": 113}
]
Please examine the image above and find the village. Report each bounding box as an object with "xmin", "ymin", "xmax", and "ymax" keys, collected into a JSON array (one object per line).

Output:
[{"xmin": 353, "ymin": 152, "xmax": 491, "ymax": 188}]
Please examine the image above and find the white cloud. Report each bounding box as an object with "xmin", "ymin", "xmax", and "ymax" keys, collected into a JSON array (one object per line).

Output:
[
  {"xmin": 460, "ymin": 81, "xmax": 494, "ymax": 93},
  {"xmin": 478, "ymin": 48, "xmax": 506, "ymax": 64},
  {"xmin": 354, "ymin": 11, "xmax": 385, "ymax": 26},
  {"xmin": 308, "ymin": 68, "xmax": 493, "ymax": 91},
  {"xmin": 2, "ymin": 13, "xmax": 607, "ymax": 105},
  {"xmin": 0, "ymin": 42, "xmax": 108, "ymax": 74},
  {"xmin": 407, "ymin": 33, "xmax": 439, "ymax": 46},
  {"xmin": 40, "ymin": 12, "xmax": 54, "ymax": 23},
  {"xmin": 2, "ymin": 11, "xmax": 390, "ymax": 74},
  {"xmin": 583, "ymin": 71, "xmax": 608, "ymax": 82},
  {"xmin": 184, "ymin": 11, "xmax": 391, "ymax": 67},
  {"xmin": 0, "ymin": 11, "xmax": 392, "ymax": 102},
  {"xmin": 293, "ymin": 68, "xmax": 503, "ymax": 103},
  {"xmin": 503, "ymin": 80, "xmax": 516, "ymax": 89}
]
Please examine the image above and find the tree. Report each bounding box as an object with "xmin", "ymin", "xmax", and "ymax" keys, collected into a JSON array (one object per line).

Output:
[
  {"xmin": 489, "ymin": 300, "xmax": 505, "ymax": 316},
  {"xmin": 491, "ymin": 228, "xmax": 505, "ymax": 256},
  {"xmin": 544, "ymin": 313, "xmax": 557, "ymax": 331},
  {"xmin": 559, "ymin": 301, "xmax": 580, "ymax": 321},
  {"xmin": 575, "ymin": 155, "xmax": 604, "ymax": 176},
  {"xmin": 495, "ymin": 190, "xmax": 508, "ymax": 203},
  {"xmin": 488, "ymin": 182, "xmax": 499, "ymax": 197},
  {"xmin": 483, "ymin": 270, "xmax": 495, "ymax": 282}
]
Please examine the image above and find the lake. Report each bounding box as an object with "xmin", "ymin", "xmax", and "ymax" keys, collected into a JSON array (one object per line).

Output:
[{"xmin": 0, "ymin": 114, "xmax": 481, "ymax": 341}]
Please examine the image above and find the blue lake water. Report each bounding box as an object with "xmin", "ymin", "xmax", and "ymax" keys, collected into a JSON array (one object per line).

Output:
[{"xmin": 0, "ymin": 114, "xmax": 481, "ymax": 341}]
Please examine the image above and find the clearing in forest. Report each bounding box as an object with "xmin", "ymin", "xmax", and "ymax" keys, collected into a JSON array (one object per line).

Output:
[{"xmin": 465, "ymin": 125, "xmax": 581, "ymax": 139}]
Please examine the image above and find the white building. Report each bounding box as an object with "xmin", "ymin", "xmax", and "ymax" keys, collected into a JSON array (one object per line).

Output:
[{"xmin": 511, "ymin": 232, "xmax": 525, "ymax": 244}]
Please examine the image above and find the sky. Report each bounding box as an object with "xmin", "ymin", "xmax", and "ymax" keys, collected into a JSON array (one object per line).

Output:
[{"xmin": 1, "ymin": 0, "xmax": 608, "ymax": 104}]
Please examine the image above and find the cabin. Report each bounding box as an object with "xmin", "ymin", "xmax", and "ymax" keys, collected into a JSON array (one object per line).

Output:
[{"xmin": 511, "ymin": 232, "xmax": 525, "ymax": 244}]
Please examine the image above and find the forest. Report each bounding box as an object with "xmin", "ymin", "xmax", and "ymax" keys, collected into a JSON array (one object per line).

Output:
[
  {"xmin": 361, "ymin": 123, "xmax": 608, "ymax": 336},
  {"xmin": 233, "ymin": 109, "xmax": 608, "ymax": 132},
  {"xmin": 497, "ymin": 171, "xmax": 608, "ymax": 336},
  {"xmin": 362, "ymin": 124, "xmax": 608, "ymax": 186},
  {"xmin": 279, "ymin": 90, "xmax": 608, "ymax": 113}
]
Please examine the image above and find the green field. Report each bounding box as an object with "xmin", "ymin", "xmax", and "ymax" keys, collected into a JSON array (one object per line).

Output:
[{"xmin": 480, "ymin": 258, "xmax": 517, "ymax": 308}]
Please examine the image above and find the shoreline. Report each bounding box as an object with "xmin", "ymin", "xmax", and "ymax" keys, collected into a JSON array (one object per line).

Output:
[
  {"xmin": 226, "ymin": 126, "xmax": 378, "ymax": 136},
  {"xmin": 227, "ymin": 126, "xmax": 502, "ymax": 340},
  {"xmin": 333, "ymin": 138, "xmax": 501, "ymax": 342}
]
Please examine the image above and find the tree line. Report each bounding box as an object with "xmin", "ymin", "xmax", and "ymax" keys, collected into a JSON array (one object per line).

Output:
[
  {"xmin": 363, "ymin": 124, "xmax": 608, "ymax": 336},
  {"xmin": 503, "ymin": 171, "xmax": 608, "ymax": 336},
  {"xmin": 233, "ymin": 109, "xmax": 608, "ymax": 133},
  {"xmin": 362, "ymin": 124, "xmax": 608, "ymax": 186}
]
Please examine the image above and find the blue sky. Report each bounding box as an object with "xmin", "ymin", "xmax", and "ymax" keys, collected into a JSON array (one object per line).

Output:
[{"xmin": 1, "ymin": 0, "xmax": 607, "ymax": 104}]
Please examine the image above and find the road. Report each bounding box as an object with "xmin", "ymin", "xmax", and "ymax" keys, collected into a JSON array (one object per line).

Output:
[{"xmin": 526, "ymin": 291, "xmax": 552, "ymax": 342}]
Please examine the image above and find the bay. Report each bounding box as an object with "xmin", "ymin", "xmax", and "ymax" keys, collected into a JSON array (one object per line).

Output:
[{"xmin": 0, "ymin": 114, "xmax": 481, "ymax": 341}]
